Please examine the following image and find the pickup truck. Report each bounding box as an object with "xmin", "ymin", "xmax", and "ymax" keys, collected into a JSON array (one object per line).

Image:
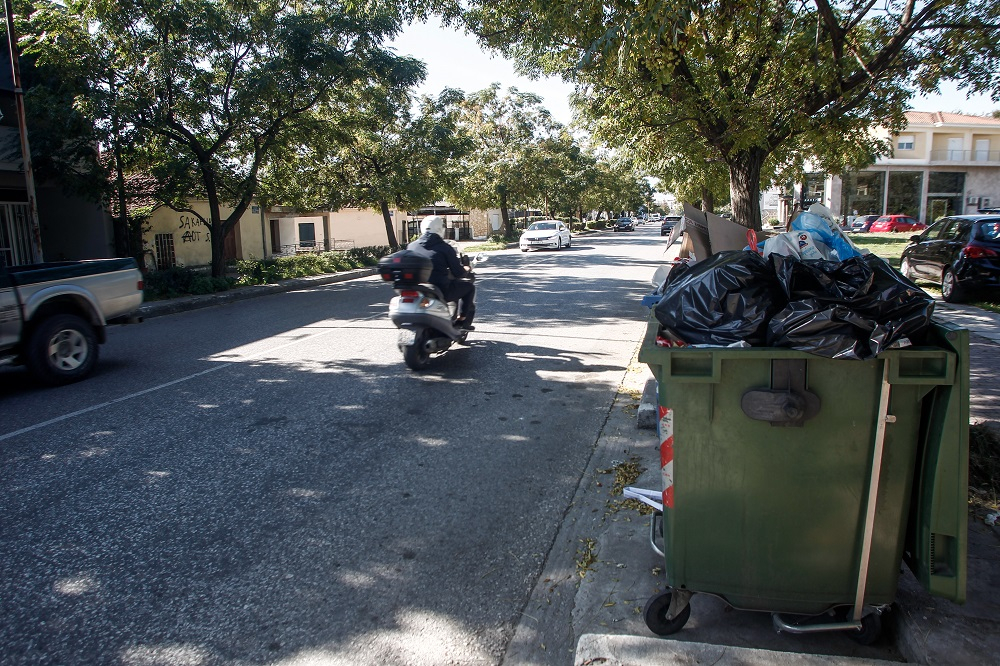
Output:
[{"xmin": 1, "ymin": 259, "xmax": 144, "ymax": 385}]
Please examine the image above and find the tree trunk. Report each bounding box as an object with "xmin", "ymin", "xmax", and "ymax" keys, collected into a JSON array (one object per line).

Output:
[
  {"xmin": 201, "ymin": 159, "xmax": 228, "ymax": 277},
  {"xmin": 728, "ymin": 148, "xmax": 766, "ymax": 231},
  {"xmin": 110, "ymin": 150, "xmax": 129, "ymax": 258},
  {"xmin": 211, "ymin": 219, "xmax": 226, "ymax": 278},
  {"xmin": 499, "ymin": 188, "xmax": 511, "ymax": 237},
  {"xmin": 700, "ymin": 187, "xmax": 715, "ymax": 215},
  {"xmin": 379, "ymin": 199, "xmax": 399, "ymax": 249},
  {"xmin": 109, "ymin": 73, "xmax": 131, "ymax": 261}
]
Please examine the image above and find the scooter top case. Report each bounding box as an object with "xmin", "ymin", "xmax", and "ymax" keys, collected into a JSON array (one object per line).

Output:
[{"xmin": 378, "ymin": 250, "xmax": 432, "ymax": 286}]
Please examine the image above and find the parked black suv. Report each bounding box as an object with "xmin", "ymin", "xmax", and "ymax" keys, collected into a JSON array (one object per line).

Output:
[{"xmin": 900, "ymin": 214, "xmax": 1000, "ymax": 302}]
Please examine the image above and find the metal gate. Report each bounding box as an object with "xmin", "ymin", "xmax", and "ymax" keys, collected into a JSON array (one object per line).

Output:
[{"xmin": 0, "ymin": 203, "xmax": 32, "ymax": 267}]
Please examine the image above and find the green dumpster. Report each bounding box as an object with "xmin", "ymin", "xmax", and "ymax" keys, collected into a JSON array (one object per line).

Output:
[{"xmin": 638, "ymin": 314, "xmax": 968, "ymax": 642}]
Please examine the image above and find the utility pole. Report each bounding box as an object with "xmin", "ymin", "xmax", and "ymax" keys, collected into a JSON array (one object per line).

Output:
[{"xmin": 4, "ymin": 0, "xmax": 43, "ymax": 263}]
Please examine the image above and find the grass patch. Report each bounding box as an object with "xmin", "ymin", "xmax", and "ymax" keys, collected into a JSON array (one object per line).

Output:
[
  {"xmin": 463, "ymin": 240, "xmax": 508, "ymax": 252},
  {"xmin": 971, "ymin": 301, "xmax": 1000, "ymax": 315},
  {"xmin": 233, "ymin": 246, "xmax": 392, "ymax": 286},
  {"xmin": 144, "ymin": 246, "xmax": 394, "ymax": 299},
  {"xmin": 143, "ymin": 267, "xmax": 235, "ymax": 300},
  {"xmin": 848, "ymin": 232, "xmax": 913, "ymax": 268}
]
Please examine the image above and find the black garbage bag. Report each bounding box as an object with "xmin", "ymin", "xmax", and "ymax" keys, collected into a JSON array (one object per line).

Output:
[
  {"xmin": 858, "ymin": 255, "xmax": 935, "ymax": 356},
  {"xmin": 654, "ymin": 251, "xmax": 784, "ymax": 346},
  {"xmin": 767, "ymin": 254, "xmax": 934, "ymax": 359}
]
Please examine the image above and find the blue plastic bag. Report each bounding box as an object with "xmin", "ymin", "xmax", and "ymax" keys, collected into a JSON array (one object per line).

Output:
[{"xmin": 791, "ymin": 212, "xmax": 862, "ymax": 261}]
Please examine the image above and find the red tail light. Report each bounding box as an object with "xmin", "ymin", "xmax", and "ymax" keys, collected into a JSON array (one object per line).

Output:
[
  {"xmin": 963, "ymin": 244, "xmax": 998, "ymax": 259},
  {"xmin": 400, "ymin": 289, "xmax": 419, "ymax": 303},
  {"xmin": 137, "ymin": 280, "xmax": 144, "ymax": 290}
]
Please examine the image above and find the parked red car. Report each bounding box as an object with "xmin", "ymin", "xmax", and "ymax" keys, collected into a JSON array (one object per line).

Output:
[{"xmin": 868, "ymin": 214, "xmax": 927, "ymax": 233}]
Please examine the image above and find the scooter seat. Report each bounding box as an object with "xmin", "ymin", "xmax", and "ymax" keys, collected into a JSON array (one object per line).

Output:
[{"xmin": 416, "ymin": 283, "xmax": 447, "ymax": 302}]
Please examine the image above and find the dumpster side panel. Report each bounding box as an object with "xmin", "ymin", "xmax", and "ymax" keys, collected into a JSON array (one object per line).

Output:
[{"xmin": 904, "ymin": 323, "xmax": 969, "ymax": 603}]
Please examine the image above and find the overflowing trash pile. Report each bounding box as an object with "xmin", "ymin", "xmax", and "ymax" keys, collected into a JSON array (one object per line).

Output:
[{"xmin": 653, "ymin": 205, "xmax": 935, "ymax": 359}]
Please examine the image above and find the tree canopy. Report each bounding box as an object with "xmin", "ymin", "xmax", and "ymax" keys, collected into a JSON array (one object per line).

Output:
[
  {"xmin": 24, "ymin": 0, "xmax": 422, "ymax": 275},
  {"xmin": 259, "ymin": 85, "xmax": 471, "ymax": 248},
  {"xmin": 453, "ymin": 0, "xmax": 1000, "ymax": 230},
  {"xmin": 449, "ymin": 84, "xmax": 559, "ymax": 236}
]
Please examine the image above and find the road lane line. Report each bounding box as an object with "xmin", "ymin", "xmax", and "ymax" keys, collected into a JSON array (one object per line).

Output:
[
  {"xmin": 1, "ymin": 312, "xmax": 387, "ymax": 442},
  {"xmin": 0, "ymin": 365, "xmax": 232, "ymax": 442}
]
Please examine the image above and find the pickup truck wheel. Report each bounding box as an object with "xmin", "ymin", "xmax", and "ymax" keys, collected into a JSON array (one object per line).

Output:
[{"xmin": 27, "ymin": 314, "xmax": 99, "ymax": 385}]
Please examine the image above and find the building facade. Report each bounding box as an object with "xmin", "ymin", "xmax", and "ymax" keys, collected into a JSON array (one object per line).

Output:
[
  {"xmin": 145, "ymin": 202, "xmax": 267, "ymax": 270},
  {"xmin": 806, "ymin": 112, "xmax": 1000, "ymax": 225}
]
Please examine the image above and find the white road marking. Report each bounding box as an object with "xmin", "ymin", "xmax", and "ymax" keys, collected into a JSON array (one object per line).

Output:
[{"xmin": 0, "ymin": 312, "xmax": 386, "ymax": 442}]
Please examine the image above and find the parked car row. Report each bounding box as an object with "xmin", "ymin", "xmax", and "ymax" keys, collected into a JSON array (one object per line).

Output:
[
  {"xmin": 900, "ymin": 214, "xmax": 1000, "ymax": 302},
  {"xmin": 849, "ymin": 214, "xmax": 926, "ymax": 233},
  {"xmin": 849, "ymin": 214, "xmax": 881, "ymax": 233}
]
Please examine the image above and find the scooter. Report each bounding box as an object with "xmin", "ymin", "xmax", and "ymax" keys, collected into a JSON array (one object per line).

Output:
[{"xmin": 379, "ymin": 249, "xmax": 487, "ymax": 370}]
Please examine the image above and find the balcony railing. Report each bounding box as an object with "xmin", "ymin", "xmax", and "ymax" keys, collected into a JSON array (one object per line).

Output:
[{"xmin": 929, "ymin": 149, "xmax": 1000, "ymax": 163}]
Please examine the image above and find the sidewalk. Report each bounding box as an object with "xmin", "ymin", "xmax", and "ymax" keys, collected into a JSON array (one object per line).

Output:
[
  {"xmin": 890, "ymin": 301, "xmax": 1000, "ymax": 665},
  {"xmin": 135, "ymin": 239, "xmax": 499, "ymax": 320},
  {"xmin": 136, "ymin": 267, "xmax": 378, "ymax": 319}
]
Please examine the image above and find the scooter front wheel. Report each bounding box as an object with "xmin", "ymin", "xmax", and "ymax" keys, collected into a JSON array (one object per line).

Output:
[{"xmin": 402, "ymin": 327, "xmax": 431, "ymax": 370}]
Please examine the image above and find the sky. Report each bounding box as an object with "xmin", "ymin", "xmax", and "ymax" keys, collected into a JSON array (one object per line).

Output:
[
  {"xmin": 389, "ymin": 17, "xmax": 576, "ymax": 125},
  {"xmin": 390, "ymin": 18, "xmax": 999, "ymax": 127}
]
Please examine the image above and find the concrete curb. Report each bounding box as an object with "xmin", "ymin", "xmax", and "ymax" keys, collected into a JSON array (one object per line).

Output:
[
  {"xmin": 636, "ymin": 376, "xmax": 658, "ymax": 430},
  {"xmin": 575, "ymin": 634, "xmax": 903, "ymax": 666},
  {"xmin": 137, "ymin": 268, "xmax": 378, "ymax": 319}
]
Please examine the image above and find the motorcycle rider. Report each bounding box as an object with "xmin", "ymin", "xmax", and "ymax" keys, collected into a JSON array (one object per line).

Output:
[{"xmin": 407, "ymin": 215, "xmax": 476, "ymax": 330}]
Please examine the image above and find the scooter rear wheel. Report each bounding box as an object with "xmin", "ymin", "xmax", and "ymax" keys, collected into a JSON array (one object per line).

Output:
[{"xmin": 402, "ymin": 328, "xmax": 431, "ymax": 370}]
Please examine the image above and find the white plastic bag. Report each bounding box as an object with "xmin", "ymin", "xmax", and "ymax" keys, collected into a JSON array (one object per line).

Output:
[{"xmin": 762, "ymin": 230, "xmax": 825, "ymax": 260}]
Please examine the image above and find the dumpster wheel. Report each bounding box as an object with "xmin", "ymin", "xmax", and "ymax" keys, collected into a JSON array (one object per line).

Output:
[
  {"xmin": 643, "ymin": 590, "xmax": 691, "ymax": 636},
  {"xmin": 848, "ymin": 612, "xmax": 882, "ymax": 645}
]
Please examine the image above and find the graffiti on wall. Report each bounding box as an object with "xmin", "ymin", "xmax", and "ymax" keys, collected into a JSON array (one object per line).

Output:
[{"xmin": 178, "ymin": 215, "xmax": 211, "ymax": 243}]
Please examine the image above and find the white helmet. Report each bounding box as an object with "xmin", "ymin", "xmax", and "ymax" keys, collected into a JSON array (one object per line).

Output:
[{"xmin": 420, "ymin": 215, "xmax": 446, "ymax": 237}]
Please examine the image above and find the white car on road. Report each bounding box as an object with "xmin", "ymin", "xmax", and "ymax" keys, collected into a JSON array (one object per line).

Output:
[{"xmin": 519, "ymin": 220, "xmax": 572, "ymax": 251}]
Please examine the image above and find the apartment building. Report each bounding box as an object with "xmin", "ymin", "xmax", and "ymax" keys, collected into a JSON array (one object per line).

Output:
[{"xmin": 801, "ymin": 111, "xmax": 1000, "ymax": 225}]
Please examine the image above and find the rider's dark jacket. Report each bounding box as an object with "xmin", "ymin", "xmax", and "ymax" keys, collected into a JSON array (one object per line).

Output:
[{"xmin": 407, "ymin": 233, "xmax": 464, "ymax": 293}]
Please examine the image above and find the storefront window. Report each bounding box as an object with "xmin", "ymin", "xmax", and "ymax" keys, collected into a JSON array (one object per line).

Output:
[
  {"xmin": 840, "ymin": 171, "xmax": 885, "ymax": 217},
  {"xmin": 886, "ymin": 172, "xmax": 923, "ymax": 218},
  {"xmin": 926, "ymin": 172, "xmax": 966, "ymax": 221}
]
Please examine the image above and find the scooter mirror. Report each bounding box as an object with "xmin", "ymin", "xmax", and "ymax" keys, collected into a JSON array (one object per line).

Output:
[{"xmin": 474, "ymin": 253, "xmax": 489, "ymax": 262}]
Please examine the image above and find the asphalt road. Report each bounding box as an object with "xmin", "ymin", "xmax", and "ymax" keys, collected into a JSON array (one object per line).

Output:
[{"xmin": 0, "ymin": 226, "xmax": 669, "ymax": 665}]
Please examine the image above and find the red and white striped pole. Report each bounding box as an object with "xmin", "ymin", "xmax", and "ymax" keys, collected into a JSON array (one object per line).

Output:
[{"xmin": 659, "ymin": 406, "xmax": 675, "ymax": 509}]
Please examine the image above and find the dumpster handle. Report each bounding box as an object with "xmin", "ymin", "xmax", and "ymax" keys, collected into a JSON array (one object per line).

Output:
[
  {"xmin": 772, "ymin": 614, "xmax": 862, "ymax": 634},
  {"xmin": 649, "ymin": 510, "xmax": 664, "ymax": 559},
  {"xmin": 853, "ymin": 358, "xmax": 894, "ymax": 622}
]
